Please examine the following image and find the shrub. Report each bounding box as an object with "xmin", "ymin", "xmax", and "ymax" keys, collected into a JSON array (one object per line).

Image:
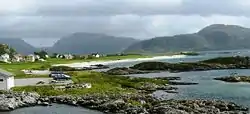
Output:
[{"xmin": 50, "ymin": 66, "xmax": 77, "ymax": 71}]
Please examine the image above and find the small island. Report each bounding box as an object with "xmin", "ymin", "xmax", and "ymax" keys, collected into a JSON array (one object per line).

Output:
[
  {"xmin": 180, "ymin": 51, "xmax": 200, "ymax": 56},
  {"xmin": 128, "ymin": 56, "xmax": 250, "ymax": 73},
  {"xmin": 214, "ymin": 76, "xmax": 250, "ymax": 83}
]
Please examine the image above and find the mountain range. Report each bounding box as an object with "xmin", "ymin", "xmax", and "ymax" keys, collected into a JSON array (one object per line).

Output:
[
  {"xmin": 0, "ymin": 38, "xmax": 37, "ymax": 54},
  {"xmin": 48, "ymin": 33, "xmax": 139, "ymax": 54},
  {"xmin": 0, "ymin": 33, "xmax": 139, "ymax": 55},
  {"xmin": 2, "ymin": 24, "xmax": 250, "ymax": 55},
  {"xmin": 124, "ymin": 24, "xmax": 250, "ymax": 53}
]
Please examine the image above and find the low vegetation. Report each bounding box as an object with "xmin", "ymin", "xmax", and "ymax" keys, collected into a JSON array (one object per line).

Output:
[
  {"xmin": 0, "ymin": 54, "xmax": 149, "ymax": 78},
  {"xmin": 202, "ymin": 56, "xmax": 250, "ymax": 65},
  {"xmin": 49, "ymin": 66, "xmax": 79, "ymax": 71},
  {"xmin": 180, "ymin": 52, "xmax": 199, "ymax": 56},
  {"xmin": 214, "ymin": 76, "xmax": 250, "ymax": 83},
  {"xmin": 12, "ymin": 71, "xmax": 168, "ymax": 96},
  {"xmin": 131, "ymin": 56, "xmax": 250, "ymax": 72}
]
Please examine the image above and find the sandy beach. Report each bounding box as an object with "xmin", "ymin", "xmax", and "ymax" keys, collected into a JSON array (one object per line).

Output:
[{"xmin": 53, "ymin": 55, "xmax": 187, "ymax": 68}]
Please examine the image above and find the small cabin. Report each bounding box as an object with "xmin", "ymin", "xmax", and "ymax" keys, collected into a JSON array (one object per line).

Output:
[{"xmin": 0, "ymin": 69, "xmax": 15, "ymax": 90}]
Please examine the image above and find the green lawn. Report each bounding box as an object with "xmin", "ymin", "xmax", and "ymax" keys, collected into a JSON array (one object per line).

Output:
[
  {"xmin": 0, "ymin": 54, "xmax": 151, "ymax": 78},
  {"xmin": 12, "ymin": 71, "xmax": 168, "ymax": 96}
]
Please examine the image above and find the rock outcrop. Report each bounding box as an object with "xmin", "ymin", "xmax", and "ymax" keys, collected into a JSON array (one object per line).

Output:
[
  {"xmin": 130, "ymin": 57, "xmax": 250, "ymax": 73},
  {"xmin": 106, "ymin": 67, "xmax": 155, "ymax": 75},
  {"xmin": 214, "ymin": 76, "xmax": 250, "ymax": 83},
  {"xmin": 0, "ymin": 92, "xmax": 248, "ymax": 114}
]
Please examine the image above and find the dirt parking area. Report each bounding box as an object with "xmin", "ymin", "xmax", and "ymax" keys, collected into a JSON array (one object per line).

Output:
[{"xmin": 15, "ymin": 78, "xmax": 73, "ymax": 86}]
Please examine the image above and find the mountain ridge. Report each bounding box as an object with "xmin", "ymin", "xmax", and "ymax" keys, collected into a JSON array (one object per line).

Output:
[
  {"xmin": 124, "ymin": 24, "xmax": 250, "ymax": 53},
  {"xmin": 0, "ymin": 38, "xmax": 37, "ymax": 54},
  {"xmin": 49, "ymin": 32, "xmax": 139, "ymax": 54}
]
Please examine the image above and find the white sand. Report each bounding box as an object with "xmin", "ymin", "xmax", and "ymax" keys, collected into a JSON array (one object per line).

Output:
[{"xmin": 53, "ymin": 55, "xmax": 187, "ymax": 68}]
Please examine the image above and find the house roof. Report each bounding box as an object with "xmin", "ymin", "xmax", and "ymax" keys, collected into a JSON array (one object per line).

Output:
[{"xmin": 0, "ymin": 68, "xmax": 14, "ymax": 77}]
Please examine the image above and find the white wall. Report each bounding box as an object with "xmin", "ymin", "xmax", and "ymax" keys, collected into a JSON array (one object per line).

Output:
[
  {"xmin": 0, "ymin": 77, "xmax": 7, "ymax": 90},
  {"xmin": 7, "ymin": 77, "xmax": 14, "ymax": 90}
]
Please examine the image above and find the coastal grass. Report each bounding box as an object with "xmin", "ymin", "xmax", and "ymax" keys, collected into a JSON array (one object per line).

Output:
[
  {"xmin": 12, "ymin": 71, "xmax": 168, "ymax": 96},
  {"xmin": 0, "ymin": 54, "xmax": 151, "ymax": 78},
  {"xmin": 0, "ymin": 62, "xmax": 51, "ymax": 78}
]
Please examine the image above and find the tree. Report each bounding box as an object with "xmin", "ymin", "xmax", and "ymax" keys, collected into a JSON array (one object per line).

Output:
[
  {"xmin": 245, "ymin": 56, "xmax": 249, "ymax": 66},
  {"xmin": 52, "ymin": 53, "xmax": 58, "ymax": 58},
  {"xmin": 0, "ymin": 44, "xmax": 17, "ymax": 58},
  {"xmin": 34, "ymin": 50, "xmax": 48, "ymax": 59}
]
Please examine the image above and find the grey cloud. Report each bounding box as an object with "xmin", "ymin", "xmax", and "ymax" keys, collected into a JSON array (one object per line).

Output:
[
  {"xmin": 1, "ymin": 0, "xmax": 249, "ymax": 16},
  {"xmin": 22, "ymin": 0, "xmax": 250, "ymax": 16},
  {"xmin": 1, "ymin": 0, "xmax": 250, "ymax": 47}
]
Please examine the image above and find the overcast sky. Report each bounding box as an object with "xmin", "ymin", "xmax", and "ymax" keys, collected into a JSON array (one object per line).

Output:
[{"xmin": 1, "ymin": 0, "xmax": 250, "ymax": 47}]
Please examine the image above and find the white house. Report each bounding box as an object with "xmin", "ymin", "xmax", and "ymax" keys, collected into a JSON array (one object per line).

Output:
[
  {"xmin": 0, "ymin": 53, "xmax": 10, "ymax": 63},
  {"xmin": 64, "ymin": 54, "xmax": 74, "ymax": 59},
  {"xmin": 12, "ymin": 54, "xmax": 24, "ymax": 62},
  {"xmin": 35, "ymin": 55, "xmax": 40, "ymax": 60},
  {"xmin": 92, "ymin": 53, "xmax": 100, "ymax": 58},
  {"xmin": 45, "ymin": 54, "xmax": 49, "ymax": 58},
  {"xmin": 0, "ymin": 68, "xmax": 14, "ymax": 90},
  {"xmin": 56, "ymin": 54, "xmax": 64, "ymax": 59},
  {"xmin": 26, "ymin": 54, "xmax": 36, "ymax": 62}
]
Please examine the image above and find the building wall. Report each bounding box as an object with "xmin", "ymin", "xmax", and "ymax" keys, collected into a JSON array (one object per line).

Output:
[
  {"xmin": 7, "ymin": 77, "xmax": 14, "ymax": 90},
  {"xmin": 0, "ymin": 77, "xmax": 7, "ymax": 90}
]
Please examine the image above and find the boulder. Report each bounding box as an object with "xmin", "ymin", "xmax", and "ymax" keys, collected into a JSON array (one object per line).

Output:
[
  {"xmin": 0, "ymin": 97, "xmax": 17, "ymax": 111},
  {"xmin": 99, "ymin": 99, "xmax": 126, "ymax": 113},
  {"xmin": 168, "ymin": 81, "xmax": 198, "ymax": 85}
]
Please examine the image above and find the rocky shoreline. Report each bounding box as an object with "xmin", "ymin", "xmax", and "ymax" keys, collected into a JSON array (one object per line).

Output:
[
  {"xmin": 105, "ymin": 67, "xmax": 157, "ymax": 75},
  {"xmin": 0, "ymin": 92, "xmax": 249, "ymax": 114}
]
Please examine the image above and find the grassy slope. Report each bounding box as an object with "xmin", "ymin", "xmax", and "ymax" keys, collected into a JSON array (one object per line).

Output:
[
  {"xmin": 12, "ymin": 71, "xmax": 168, "ymax": 96},
  {"xmin": 0, "ymin": 55, "xmax": 151, "ymax": 78}
]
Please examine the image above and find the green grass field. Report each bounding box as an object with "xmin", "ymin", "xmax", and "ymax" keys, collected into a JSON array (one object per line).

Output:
[
  {"xmin": 12, "ymin": 71, "xmax": 168, "ymax": 96},
  {"xmin": 0, "ymin": 54, "xmax": 151, "ymax": 78}
]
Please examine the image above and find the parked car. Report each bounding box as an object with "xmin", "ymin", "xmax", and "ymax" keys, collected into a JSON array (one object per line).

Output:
[
  {"xmin": 49, "ymin": 71, "xmax": 64, "ymax": 77},
  {"xmin": 52, "ymin": 74, "xmax": 71, "ymax": 80}
]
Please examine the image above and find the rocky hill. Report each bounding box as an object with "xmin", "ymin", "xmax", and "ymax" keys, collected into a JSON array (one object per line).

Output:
[
  {"xmin": 49, "ymin": 32, "xmax": 139, "ymax": 54},
  {"xmin": 0, "ymin": 38, "xmax": 37, "ymax": 54},
  {"xmin": 124, "ymin": 24, "xmax": 250, "ymax": 53}
]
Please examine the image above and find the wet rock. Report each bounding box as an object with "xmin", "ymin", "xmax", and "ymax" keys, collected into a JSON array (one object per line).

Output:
[
  {"xmin": 22, "ymin": 96, "xmax": 37, "ymax": 105},
  {"xmin": 138, "ymin": 82, "xmax": 158, "ymax": 91},
  {"xmin": 0, "ymin": 92, "xmax": 248, "ymax": 114},
  {"xmin": 37, "ymin": 101, "xmax": 50, "ymax": 106},
  {"xmin": 157, "ymin": 85, "xmax": 178, "ymax": 91},
  {"xmin": 90, "ymin": 64, "xmax": 109, "ymax": 69},
  {"xmin": 155, "ymin": 77, "xmax": 181, "ymax": 80},
  {"xmin": 106, "ymin": 67, "xmax": 155, "ymax": 75},
  {"xmin": 168, "ymin": 81, "xmax": 198, "ymax": 85},
  {"xmin": 0, "ymin": 97, "xmax": 17, "ymax": 111},
  {"xmin": 99, "ymin": 99, "xmax": 126, "ymax": 113},
  {"xmin": 150, "ymin": 105, "xmax": 189, "ymax": 114},
  {"xmin": 164, "ymin": 90, "xmax": 178, "ymax": 94}
]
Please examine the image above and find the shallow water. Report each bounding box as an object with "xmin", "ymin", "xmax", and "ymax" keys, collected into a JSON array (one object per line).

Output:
[
  {"xmin": 131, "ymin": 70, "xmax": 250, "ymax": 107},
  {"xmin": 6, "ymin": 49, "xmax": 250, "ymax": 113},
  {"xmin": 126, "ymin": 50, "xmax": 250, "ymax": 107},
  {"xmin": 2, "ymin": 104, "xmax": 103, "ymax": 114}
]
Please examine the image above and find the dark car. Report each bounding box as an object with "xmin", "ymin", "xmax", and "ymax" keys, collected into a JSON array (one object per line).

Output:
[
  {"xmin": 49, "ymin": 71, "xmax": 64, "ymax": 77},
  {"xmin": 52, "ymin": 73, "xmax": 71, "ymax": 80}
]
